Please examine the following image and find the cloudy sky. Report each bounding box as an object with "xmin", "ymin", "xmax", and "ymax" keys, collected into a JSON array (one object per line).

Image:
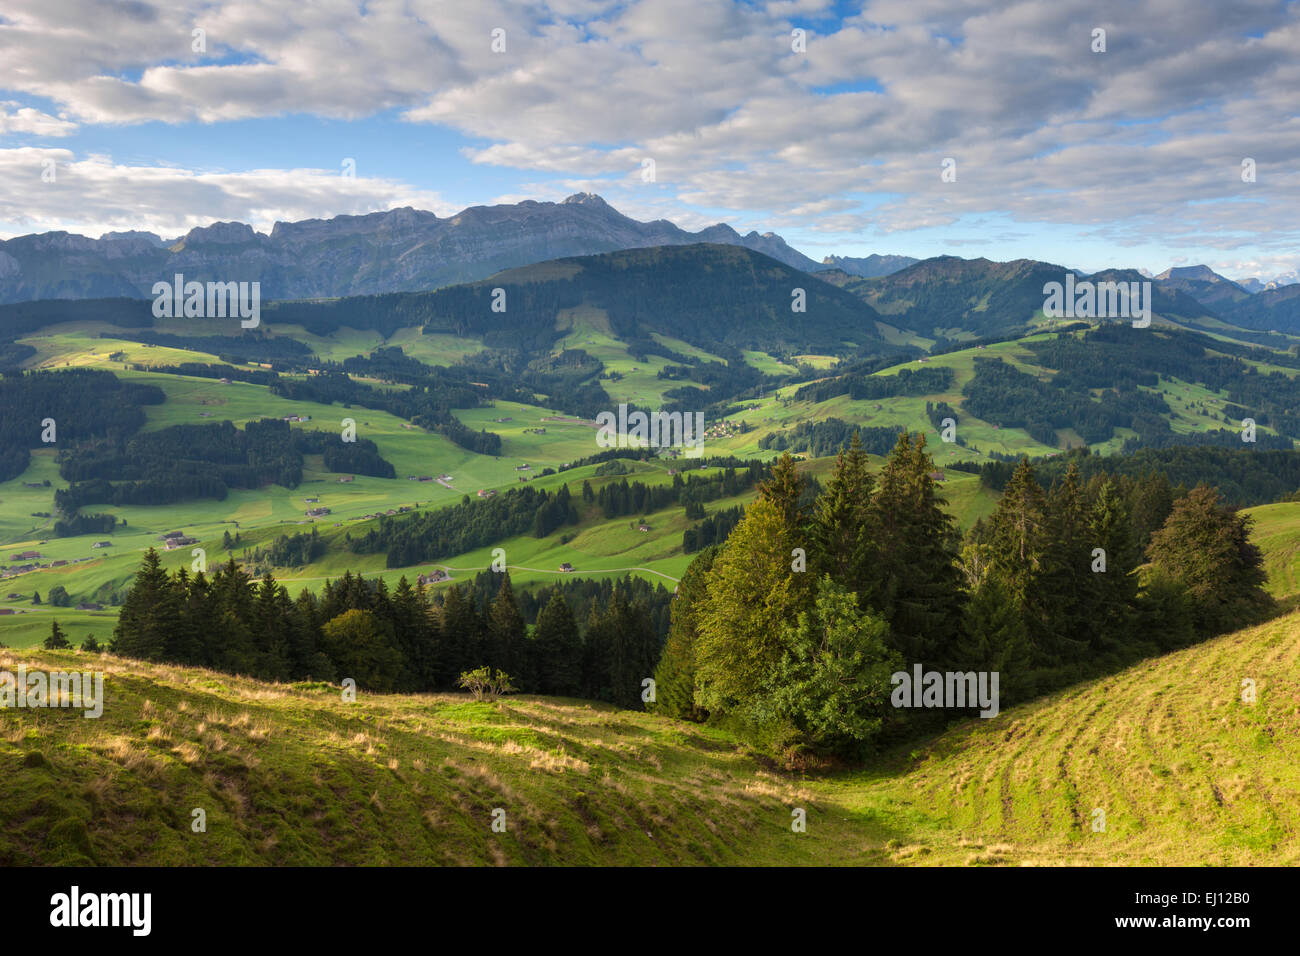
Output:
[{"xmin": 1, "ymin": 0, "xmax": 1297, "ymax": 280}]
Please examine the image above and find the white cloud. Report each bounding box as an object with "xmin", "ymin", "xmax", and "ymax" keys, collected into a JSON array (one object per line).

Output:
[
  {"xmin": 0, "ymin": 103, "xmax": 76, "ymax": 137},
  {"xmin": 0, "ymin": 148, "xmax": 456, "ymax": 238},
  {"xmin": 0, "ymin": 0, "xmax": 1297, "ymax": 272}
]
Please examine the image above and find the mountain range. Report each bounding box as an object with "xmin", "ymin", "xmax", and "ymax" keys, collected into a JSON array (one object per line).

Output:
[
  {"xmin": 2, "ymin": 192, "xmax": 1299, "ymax": 335},
  {"xmin": 0, "ymin": 193, "xmax": 821, "ymax": 304},
  {"xmin": 819, "ymin": 253, "xmax": 919, "ymax": 278}
]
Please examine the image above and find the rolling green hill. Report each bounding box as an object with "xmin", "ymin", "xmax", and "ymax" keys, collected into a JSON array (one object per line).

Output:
[{"xmin": 3, "ymin": 258, "xmax": 1300, "ymax": 657}]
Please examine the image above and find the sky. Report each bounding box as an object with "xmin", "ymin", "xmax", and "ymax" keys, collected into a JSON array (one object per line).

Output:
[{"xmin": 1, "ymin": 0, "xmax": 1298, "ymax": 282}]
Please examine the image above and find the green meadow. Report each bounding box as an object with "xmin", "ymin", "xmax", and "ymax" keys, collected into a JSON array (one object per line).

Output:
[{"xmin": 4, "ymin": 599, "xmax": 1296, "ymax": 865}]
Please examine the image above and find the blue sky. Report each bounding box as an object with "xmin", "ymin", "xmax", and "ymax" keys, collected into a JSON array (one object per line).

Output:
[{"xmin": 1, "ymin": 0, "xmax": 1298, "ymax": 282}]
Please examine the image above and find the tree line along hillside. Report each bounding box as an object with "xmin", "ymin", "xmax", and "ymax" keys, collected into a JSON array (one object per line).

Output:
[
  {"xmin": 968, "ymin": 445, "xmax": 1300, "ymax": 509},
  {"xmin": 104, "ymin": 555, "xmax": 671, "ymax": 710},
  {"xmin": 55, "ymin": 418, "xmax": 395, "ymax": 512},
  {"xmin": 0, "ymin": 368, "xmax": 163, "ymax": 482},
  {"xmin": 347, "ymin": 462, "xmax": 769, "ymax": 568}
]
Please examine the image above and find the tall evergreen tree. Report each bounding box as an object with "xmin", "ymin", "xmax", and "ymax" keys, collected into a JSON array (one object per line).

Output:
[
  {"xmin": 112, "ymin": 548, "xmax": 176, "ymax": 661},
  {"xmin": 290, "ymin": 588, "xmax": 334, "ymax": 681},
  {"xmin": 808, "ymin": 431, "xmax": 875, "ymax": 592},
  {"xmin": 488, "ymin": 573, "xmax": 529, "ymax": 687},
  {"xmin": 43, "ymin": 620, "xmax": 71, "ymax": 650},
  {"xmin": 581, "ymin": 603, "xmax": 614, "ymax": 702},
  {"xmin": 1129, "ymin": 469, "xmax": 1175, "ymax": 549},
  {"xmin": 696, "ymin": 497, "xmax": 810, "ymax": 714},
  {"xmin": 651, "ymin": 546, "xmax": 719, "ymax": 721},
  {"xmin": 390, "ymin": 576, "xmax": 437, "ymax": 690},
  {"xmin": 956, "ymin": 542, "xmax": 1033, "ymax": 702},
  {"xmin": 606, "ymin": 588, "xmax": 659, "ymax": 709},
  {"xmin": 1038, "ymin": 464, "xmax": 1091, "ymax": 664},
  {"xmin": 252, "ymin": 572, "xmax": 293, "ymax": 681},
  {"xmin": 1086, "ymin": 478, "xmax": 1140, "ymax": 654},
  {"xmin": 757, "ymin": 452, "xmax": 807, "ymax": 534},
  {"xmin": 866, "ymin": 432, "xmax": 964, "ymax": 667},
  {"xmin": 984, "ymin": 457, "xmax": 1053, "ymax": 665},
  {"xmin": 532, "ymin": 592, "xmax": 582, "ymax": 696},
  {"xmin": 439, "ymin": 584, "xmax": 485, "ymax": 683}
]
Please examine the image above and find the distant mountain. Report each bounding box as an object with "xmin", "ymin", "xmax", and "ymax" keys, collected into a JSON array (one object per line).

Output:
[
  {"xmin": 834, "ymin": 256, "xmax": 1216, "ymax": 340},
  {"xmin": 277, "ymin": 243, "xmax": 891, "ymax": 356},
  {"xmin": 0, "ymin": 243, "xmax": 892, "ymax": 360},
  {"xmin": 1154, "ymin": 265, "xmax": 1252, "ymax": 310},
  {"xmin": 1216, "ymin": 282, "xmax": 1300, "ymax": 333},
  {"xmin": 0, "ymin": 194, "xmax": 820, "ymax": 304},
  {"xmin": 819, "ymin": 254, "xmax": 919, "ymax": 278},
  {"xmin": 1230, "ymin": 271, "xmax": 1297, "ymax": 294}
]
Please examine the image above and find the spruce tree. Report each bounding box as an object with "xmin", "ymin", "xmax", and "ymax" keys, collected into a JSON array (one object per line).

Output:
[
  {"xmin": 1086, "ymin": 478, "xmax": 1140, "ymax": 654},
  {"xmin": 1038, "ymin": 464, "xmax": 1091, "ymax": 664},
  {"xmin": 651, "ymin": 546, "xmax": 718, "ymax": 721},
  {"xmin": 440, "ymin": 584, "xmax": 485, "ymax": 683},
  {"xmin": 166, "ymin": 568, "xmax": 204, "ymax": 664},
  {"xmin": 866, "ymin": 432, "xmax": 964, "ymax": 667},
  {"xmin": 984, "ymin": 457, "xmax": 1052, "ymax": 664},
  {"xmin": 488, "ymin": 574, "xmax": 529, "ymax": 688},
  {"xmin": 1129, "ymin": 469, "xmax": 1174, "ymax": 549},
  {"xmin": 43, "ymin": 620, "xmax": 71, "ymax": 650},
  {"xmin": 581, "ymin": 604, "xmax": 614, "ymax": 701},
  {"xmin": 390, "ymin": 576, "xmax": 436, "ymax": 691},
  {"xmin": 290, "ymin": 588, "xmax": 334, "ymax": 681},
  {"xmin": 605, "ymin": 588, "xmax": 649, "ymax": 708},
  {"xmin": 696, "ymin": 497, "xmax": 809, "ymax": 714},
  {"xmin": 533, "ymin": 592, "xmax": 582, "ymax": 696},
  {"xmin": 112, "ymin": 548, "xmax": 176, "ymax": 661},
  {"xmin": 956, "ymin": 547, "xmax": 1033, "ymax": 703},
  {"xmin": 808, "ymin": 431, "xmax": 875, "ymax": 592},
  {"xmin": 758, "ymin": 452, "xmax": 807, "ymax": 534},
  {"xmin": 252, "ymin": 573, "xmax": 294, "ymax": 681}
]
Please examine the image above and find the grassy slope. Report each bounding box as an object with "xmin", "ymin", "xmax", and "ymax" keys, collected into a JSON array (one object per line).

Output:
[
  {"xmin": 830, "ymin": 609, "xmax": 1300, "ymax": 866},
  {"xmin": 0, "ymin": 649, "xmax": 853, "ymax": 866},
  {"xmin": 4, "ymin": 605, "xmax": 1297, "ymax": 866},
  {"xmin": 709, "ymin": 331, "xmax": 1298, "ymax": 462},
  {"xmin": 1243, "ymin": 501, "xmax": 1300, "ymax": 600}
]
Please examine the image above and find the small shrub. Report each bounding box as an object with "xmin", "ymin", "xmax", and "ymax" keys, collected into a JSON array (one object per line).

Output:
[{"xmin": 456, "ymin": 666, "xmax": 517, "ymax": 702}]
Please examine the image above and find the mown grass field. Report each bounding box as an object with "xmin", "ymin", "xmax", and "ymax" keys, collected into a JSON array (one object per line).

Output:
[
  {"xmin": 827, "ymin": 608, "xmax": 1300, "ymax": 865},
  {"xmin": 4, "ymin": 603, "xmax": 1296, "ymax": 865}
]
